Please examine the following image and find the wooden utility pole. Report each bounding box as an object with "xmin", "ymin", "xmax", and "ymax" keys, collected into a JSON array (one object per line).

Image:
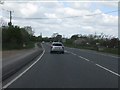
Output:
[
  {"xmin": 8, "ymin": 10, "xmax": 13, "ymax": 26},
  {"xmin": 2, "ymin": 8, "xmax": 14, "ymax": 26}
]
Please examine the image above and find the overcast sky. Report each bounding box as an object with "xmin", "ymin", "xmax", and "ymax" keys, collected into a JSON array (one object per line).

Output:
[{"xmin": 0, "ymin": 0, "xmax": 119, "ymax": 38}]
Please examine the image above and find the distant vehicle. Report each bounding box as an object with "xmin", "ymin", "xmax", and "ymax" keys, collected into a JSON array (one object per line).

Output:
[{"xmin": 50, "ymin": 42, "xmax": 64, "ymax": 54}]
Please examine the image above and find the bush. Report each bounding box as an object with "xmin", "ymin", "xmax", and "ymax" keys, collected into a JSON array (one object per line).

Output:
[{"xmin": 2, "ymin": 25, "xmax": 34, "ymax": 50}]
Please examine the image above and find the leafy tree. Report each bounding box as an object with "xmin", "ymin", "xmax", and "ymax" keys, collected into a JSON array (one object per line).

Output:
[
  {"xmin": 2, "ymin": 25, "xmax": 34, "ymax": 50},
  {"xmin": 71, "ymin": 34, "xmax": 79, "ymax": 40}
]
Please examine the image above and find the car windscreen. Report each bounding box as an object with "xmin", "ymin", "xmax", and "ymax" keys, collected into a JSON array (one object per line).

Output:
[{"xmin": 53, "ymin": 44, "xmax": 62, "ymax": 46}]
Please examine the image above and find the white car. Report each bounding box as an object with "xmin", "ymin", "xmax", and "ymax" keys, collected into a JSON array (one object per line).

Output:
[{"xmin": 50, "ymin": 42, "xmax": 64, "ymax": 54}]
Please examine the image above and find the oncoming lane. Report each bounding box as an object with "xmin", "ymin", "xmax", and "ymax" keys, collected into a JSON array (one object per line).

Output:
[{"xmin": 65, "ymin": 47, "xmax": 119, "ymax": 74}]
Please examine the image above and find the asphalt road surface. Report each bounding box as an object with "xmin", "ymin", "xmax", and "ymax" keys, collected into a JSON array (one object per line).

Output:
[{"xmin": 4, "ymin": 43, "xmax": 119, "ymax": 88}]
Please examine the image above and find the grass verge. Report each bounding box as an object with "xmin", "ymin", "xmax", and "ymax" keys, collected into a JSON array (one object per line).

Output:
[{"xmin": 64, "ymin": 43, "xmax": 119, "ymax": 56}]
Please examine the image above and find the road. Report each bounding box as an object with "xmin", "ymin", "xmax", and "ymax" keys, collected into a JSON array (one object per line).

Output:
[
  {"xmin": 2, "ymin": 43, "xmax": 43, "ymax": 81},
  {"xmin": 3, "ymin": 43, "xmax": 119, "ymax": 88}
]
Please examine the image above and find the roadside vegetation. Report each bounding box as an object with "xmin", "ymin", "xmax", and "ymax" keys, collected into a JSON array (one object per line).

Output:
[
  {"xmin": 63, "ymin": 33, "xmax": 119, "ymax": 55},
  {"xmin": 2, "ymin": 25, "xmax": 42, "ymax": 50},
  {"xmin": 42, "ymin": 33, "xmax": 119, "ymax": 56},
  {"xmin": 2, "ymin": 24, "xmax": 119, "ymax": 55}
]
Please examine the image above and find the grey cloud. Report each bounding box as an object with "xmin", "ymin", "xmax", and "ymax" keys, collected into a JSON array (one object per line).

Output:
[{"xmin": 1, "ymin": 1, "xmax": 118, "ymax": 38}]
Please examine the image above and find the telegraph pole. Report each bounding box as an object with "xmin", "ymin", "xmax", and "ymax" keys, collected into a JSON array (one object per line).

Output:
[
  {"xmin": 8, "ymin": 10, "xmax": 13, "ymax": 26},
  {"xmin": 2, "ymin": 8, "xmax": 14, "ymax": 26},
  {"xmin": 10, "ymin": 11, "xmax": 12, "ymax": 24}
]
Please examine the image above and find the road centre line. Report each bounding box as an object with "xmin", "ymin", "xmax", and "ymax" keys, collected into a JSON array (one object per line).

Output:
[
  {"xmin": 71, "ymin": 52, "xmax": 77, "ymax": 56},
  {"xmin": 64, "ymin": 50, "xmax": 70, "ymax": 53},
  {"xmin": 78, "ymin": 56, "xmax": 90, "ymax": 62},
  {"xmin": 3, "ymin": 44, "xmax": 45, "ymax": 89},
  {"xmin": 67, "ymin": 50, "xmax": 90, "ymax": 62},
  {"xmin": 67, "ymin": 50, "xmax": 120, "ymax": 77},
  {"xmin": 96, "ymin": 64, "xmax": 120, "ymax": 77}
]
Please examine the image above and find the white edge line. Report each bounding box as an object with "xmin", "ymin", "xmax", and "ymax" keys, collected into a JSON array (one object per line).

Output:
[
  {"xmin": 2, "ymin": 44, "xmax": 45, "ymax": 89},
  {"xmin": 96, "ymin": 64, "xmax": 120, "ymax": 77}
]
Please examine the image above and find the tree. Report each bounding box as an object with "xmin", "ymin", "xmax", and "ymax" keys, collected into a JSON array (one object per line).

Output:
[
  {"xmin": 109, "ymin": 38, "xmax": 119, "ymax": 48},
  {"xmin": 52, "ymin": 33, "xmax": 59, "ymax": 38},
  {"xmin": 2, "ymin": 25, "xmax": 33, "ymax": 49},
  {"xmin": 37, "ymin": 35, "xmax": 42, "ymax": 42},
  {"xmin": 71, "ymin": 34, "xmax": 79, "ymax": 40},
  {"xmin": 51, "ymin": 33, "xmax": 62, "ymax": 42}
]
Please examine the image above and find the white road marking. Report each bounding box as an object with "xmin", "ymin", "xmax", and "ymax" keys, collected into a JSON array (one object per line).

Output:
[
  {"xmin": 71, "ymin": 53, "xmax": 77, "ymax": 56},
  {"xmin": 66, "ymin": 47, "xmax": 119, "ymax": 59},
  {"xmin": 2, "ymin": 44, "xmax": 45, "ymax": 89},
  {"xmin": 96, "ymin": 64, "xmax": 120, "ymax": 77},
  {"xmin": 64, "ymin": 50, "xmax": 69, "ymax": 53},
  {"xmin": 66, "ymin": 50, "xmax": 120, "ymax": 77},
  {"xmin": 78, "ymin": 56, "xmax": 90, "ymax": 62},
  {"xmin": 69, "ymin": 52, "xmax": 76, "ymax": 56},
  {"xmin": 66, "ymin": 50, "xmax": 90, "ymax": 62}
]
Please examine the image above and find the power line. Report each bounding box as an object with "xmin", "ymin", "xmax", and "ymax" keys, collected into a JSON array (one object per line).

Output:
[{"xmin": 13, "ymin": 9, "xmax": 118, "ymax": 20}]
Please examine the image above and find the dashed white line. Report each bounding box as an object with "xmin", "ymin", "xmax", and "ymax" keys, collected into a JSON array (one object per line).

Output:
[
  {"xmin": 78, "ymin": 56, "xmax": 90, "ymax": 62},
  {"xmin": 67, "ymin": 47, "xmax": 119, "ymax": 58},
  {"xmin": 66, "ymin": 50, "xmax": 90, "ymax": 62},
  {"xmin": 67, "ymin": 51, "xmax": 90, "ymax": 62},
  {"xmin": 64, "ymin": 50, "xmax": 70, "ymax": 53},
  {"xmin": 66, "ymin": 50, "xmax": 120, "ymax": 77},
  {"xmin": 96, "ymin": 64, "xmax": 120, "ymax": 77},
  {"xmin": 71, "ymin": 53, "xmax": 77, "ymax": 56},
  {"xmin": 2, "ymin": 44, "xmax": 45, "ymax": 89}
]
